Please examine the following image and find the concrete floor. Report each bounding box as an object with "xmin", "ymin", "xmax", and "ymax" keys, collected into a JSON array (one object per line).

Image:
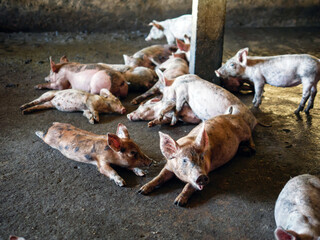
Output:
[{"xmin": 0, "ymin": 27, "xmax": 320, "ymax": 240}]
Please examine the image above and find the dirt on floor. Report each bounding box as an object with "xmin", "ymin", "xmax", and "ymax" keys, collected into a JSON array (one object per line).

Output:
[{"xmin": 0, "ymin": 27, "xmax": 320, "ymax": 240}]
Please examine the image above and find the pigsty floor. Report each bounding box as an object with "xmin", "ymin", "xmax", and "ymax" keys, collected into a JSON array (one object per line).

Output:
[{"xmin": 1, "ymin": 28, "xmax": 320, "ymax": 240}]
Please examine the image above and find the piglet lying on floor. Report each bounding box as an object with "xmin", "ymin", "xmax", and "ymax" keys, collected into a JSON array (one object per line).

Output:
[
  {"xmin": 35, "ymin": 57, "xmax": 128, "ymax": 98},
  {"xmin": 127, "ymin": 97, "xmax": 200, "ymax": 126},
  {"xmin": 139, "ymin": 110, "xmax": 255, "ymax": 206},
  {"xmin": 20, "ymin": 88, "xmax": 125, "ymax": 124},
  {"xmin": 36, "ymin": 123, "xmax": 152, "ymax": 187},
  {"xmin": 215, "ymin": 48, "xmax": 320, "ymax": 114},
  {"xmin": 123, "ymin": 44, "xmax": 177, "ymax": 69},
  {"xmin": 274, "ymin": 174, "xmax": 320, "ymax": 240}
]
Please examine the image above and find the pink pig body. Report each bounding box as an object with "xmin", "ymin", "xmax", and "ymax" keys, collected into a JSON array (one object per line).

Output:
[
  {"xmin": 139, "ymin": 113, "xmax": 255, "ymax": 206},
  {"xmin": 35, "ymin": 58, "xmax": 128, "ymax": 98}
]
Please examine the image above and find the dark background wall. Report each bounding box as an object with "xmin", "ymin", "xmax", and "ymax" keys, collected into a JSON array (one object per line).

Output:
[{"xmin": 0, "ymin": 0, "xmax": 319, "ymax": 32}]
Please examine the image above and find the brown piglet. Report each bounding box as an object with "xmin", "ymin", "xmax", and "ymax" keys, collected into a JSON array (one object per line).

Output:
[{"xmin": 36, "ymin": 123, "xmax": 152, "ymax": 187}]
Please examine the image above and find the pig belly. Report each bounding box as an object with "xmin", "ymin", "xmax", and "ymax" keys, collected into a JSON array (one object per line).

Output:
[{"xmin": 51, "ymin": 94, "xmax": 87, "ymax": 112}]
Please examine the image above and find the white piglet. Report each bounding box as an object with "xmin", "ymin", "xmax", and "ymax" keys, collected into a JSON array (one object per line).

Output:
[
  {"xmin": 274, "ymin": 174, "xmax": 320, "ymax": 240},
  {"xmin": 145, "ymin": 14, "xmax": 192, "ymax": 45}
]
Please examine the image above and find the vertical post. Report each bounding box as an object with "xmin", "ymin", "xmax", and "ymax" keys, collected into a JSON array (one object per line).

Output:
[{"xmin": 189, "ymin": 0, "xmax": 227, "ymax": 85}]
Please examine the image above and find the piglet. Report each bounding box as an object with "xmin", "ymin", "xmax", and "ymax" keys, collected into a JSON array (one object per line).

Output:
[
  {"xmin": 145, "ymin": 14, "xmax": 192, "ymax": 45},
  {"xmin": 215, "ymin": 48, "xmax": 320, "ymax": 114},
  {"xmin": 20, "ymin": 88, "xmax": 125, "ymax": 124},
  {"xmin": 127, "ymin": 97, "xmax": 200, "ymax": 126},
  {"xmin": 149, "ymin": 70, "xmax": 257, "ymax": 130},
  {"xmin": 35, "ymin": 57, "xmax": 128, "ymax": 98},
  {"xmin": 123, "ymin": 44, "xmax": 177, "ymax": 69},
  {"xmin": 36, "ymin": 122, "xmax": 152, "ymax": 186},
  {"xmin": 131, "ymin": 53, "xmax": 189, "ymax": 105},
  {"xmin": 274, "ymin": 174, "xmax": 320, "ymax": 240},
  {"xmin": 221, "ymin": 77, "xmax": 254, "ymax": 93},
  {"xmin": 138, "ymin": 112, "xmax": 255, "ymax": 206}
]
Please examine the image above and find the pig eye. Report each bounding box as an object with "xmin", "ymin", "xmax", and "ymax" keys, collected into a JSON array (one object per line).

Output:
[
  {"xmin": 120, "ymin": 82, "xmax": 125, "ymax": 86},
  {"xmin": 230, "ymin": 63, "xmax": 235, "ymax": 67},
  {"xmin": 120, "ymin": 147, "xmax": 126, "ymax": 153},
  {"xmin": 182, "ymin": 158, "xmax": 188, "ymax": 163},
  {"xmin": 130, "ymin": 151, "xmax": 137, "ymax": 156}
]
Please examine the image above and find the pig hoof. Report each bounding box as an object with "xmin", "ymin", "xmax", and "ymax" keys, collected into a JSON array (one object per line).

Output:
[
  {"xmin": 131, "ymin": 99, "xmax": 138, "ymax": 105},
  {"xmin": 115, "ymin": 179, "xmax": 126, "ymax": 187},
  {"xmin": 138, "ymin": 185, "xmax": 152, "ymax": 195},
  {"xmin": 148, "ymin": 121, "xmax": 155, "ymax": 128},
  {"xmin": 132, "ymin": 168, "xmax": 146, "ymax": 177},
  {"xmin": 174, "ymin": 198, "xmax": 187, "ymax": 207},
  {"xmin": 89, "ymin": 119, "xmax": 95, "ymax": 124}
]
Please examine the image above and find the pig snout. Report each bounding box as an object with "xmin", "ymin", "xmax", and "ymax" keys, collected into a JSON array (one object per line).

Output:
[
  {"xmin": 127, "ymin": 112, "xmax": 138, "ymax": 121},
  {"xmin": 196, "ymin": 175, "xmax": 209, "ymax": 190},
  {"xmin": 215, "ymin": 70, "xmax": 221, "ymax": 78},
  {"xmin": 119, "ymin": 107, "xmax": 126, "ymax": 115},
  {"xmin": 145, "ymin": 36, "xmax": 151, "ymax": 41}
]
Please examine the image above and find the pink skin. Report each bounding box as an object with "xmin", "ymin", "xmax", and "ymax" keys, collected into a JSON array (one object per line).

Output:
[
  {"xmin": 127, "ymin": 97, "xmax": 200, "ymax": 127},
  {"xmin": 36, "ymin": 123, "xmax": 152, "ymax": 187},
  {"xmin": 215, "ymin": 48, "xmax": 320, "ymax": 113},
  {"xmin": 20, "ymin": 88, "xmax": 126, "ymax": 124},
  {"xmin": 138, "ymin": 114, "xmax": 255, "ymax": 206},
  {"xmin": 36, "ymin": 57, "xmax": 128, "ymax": 98}
]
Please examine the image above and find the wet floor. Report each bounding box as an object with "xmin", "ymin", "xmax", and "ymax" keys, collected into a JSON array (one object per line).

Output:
[{"xmin": 0, "ymin": 27, "xmax": 320, "ymax": 239}]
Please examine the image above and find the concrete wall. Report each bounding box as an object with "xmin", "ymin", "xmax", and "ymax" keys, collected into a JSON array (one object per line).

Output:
[{"xmin": 0, "ymin": 0, "xmax": 319, "ymax": 32}]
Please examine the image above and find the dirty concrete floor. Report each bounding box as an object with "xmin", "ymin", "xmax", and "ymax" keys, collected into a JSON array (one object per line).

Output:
[{"xmin": 0, "ymin": 28, "xmax": 320, "ymax": 240}]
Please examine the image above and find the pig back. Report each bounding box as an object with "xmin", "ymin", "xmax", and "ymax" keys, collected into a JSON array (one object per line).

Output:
[
  {"xmin": 274, "ymin": 174, "xmax": 320, "ymax": 237},
  {"xmin": 173, "ymin": 75, "xmax": 257, "ymax": 130},
  {"xmin": 51, "ymin": 90, "xmax": 89, "ymax": 112}
]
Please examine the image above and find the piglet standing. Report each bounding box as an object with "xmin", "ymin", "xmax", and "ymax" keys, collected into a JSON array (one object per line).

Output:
[
  {"xmin": 35, "ymin": 57, "xmax": 128, "ymax": 98},
  {"xmin": 138, "ymin": 112, "xmax": 255, "ymax": 206},
  {"xmin": 215, "ymin": 48, "xmax": 320, "ymax": 114},
  {"xmin": 20, "ymin": 89, "xmax": 126, "ymax": 124},
  {"xmin": 274, "ymin": 174, "xmax": 320, "ymax": 240},
  {"xmin": 145, "ymin": 14, "xmax": 192, "ymax": 45},
  {"xmin": 123, "ymin": 44, "xmax": 177, "ymax": 69},
  {"xmin": 36, "ymin": 123, "xmax": 152, "ymax": 187}
]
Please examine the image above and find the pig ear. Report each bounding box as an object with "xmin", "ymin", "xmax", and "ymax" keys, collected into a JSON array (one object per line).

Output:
[
  {"xmin": 49, "ymin": 56, "xmax": 58, "ymax": 73},
  {"xmin": 274, "ymin": 227, "xmax": 295, "ymax": 240},
  {"xmin": 123, "ymin": 54, "xmax": 131, "ymax": 64},
  {"xmin": 236, "ymin": 48, "xmax": 248, "ymax": 66},
  {"xmin": 116, "ymin": 123, "xmax": 130, "ymax": 139},
  {"xmin": 176, "ymin": 39, "xmax": 188, "ymax": 52},
  {"xmin": 156, "ymin": 68, "xmax": 170, "ymax": 87},
  {"xmin": 195, "ymin": 122, "xmax": 209, "ymax": 150},
  {"xmin": 152, "ymin": 21, "xmax": 164, "ymax": 31},
  {"xmin": 99, "ymin": 88, "xmax": 111, "ymax": 98},
  {"xmin": 60, "ymin": 55, "xmax": 69, "ymax": 63},
  {"xmin": 107, "ymin": 133, "xmax": 122, "ymax": 152},
  {"xmin": 159, "ymin": 131, "xmax": 179, "ymax": 160}
]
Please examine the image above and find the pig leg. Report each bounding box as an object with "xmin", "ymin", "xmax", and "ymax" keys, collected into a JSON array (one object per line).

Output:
[
  {"xmin": 174, "ymin": 183, "xmax": 197, "ymax": 206},
  {"xmin": 22, "ymin": 102, "xmax": 54, "ymax": 114},
  {"xmin": 238, "ymin": 136, "xmax": 256, "ymax": 156},
  {"xmin": 20, "ymin": 91, "xmax": 56, "ymax": 110},
  {"xmin": 170, "ymin": 97, "xmax": 186, "ymax": 125},
  {"xmin": 130, "ymin": 167, "xmax": 146, "ymax": 177},
  {"xmin": 295, "ymin": 79, "xmax": 313, "ymax": 114},
  {"xmin": 35, "ymin": 82, "xmax": 70, "ymax": 90},
  {"xmin": 148, "ymin": 100, "xmax": 176, "ymax": 127},
  {"xmin": 131, "ymin": 81, "xmax": 161, "ymax": 105},
  {"xmin": 98, "ymin": 161, "xmax": 126, "ymax": 187},
  {"xmin": 304, "ymin": 84, "xmax": 317, "ymax": 113},
  {"xmin": 148, "ymin": 116, "xmax": 171, "ymax": 127},
  {"xmin": 83, "ymin": 110, "xmax": 95, "ymax": 124},
  {"xmin": 252, "ymin": 79, "xmax": 265, "ymax": 108},
  {"xmin": 138, "ymin": 168, "xmax": 174, "ymax": 194}
]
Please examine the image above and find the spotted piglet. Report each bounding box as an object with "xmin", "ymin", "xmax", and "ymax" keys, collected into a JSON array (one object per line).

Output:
[
  {"xmin": 36, "ymin": 123, "xmax": 152, "ymax": 187},
  {"xmin": 274, "ymin": 174, "xmax": 320, "ymax": 240},
  {"xmin": 139, "ymin": 112, "xmax": 255, "ymax": 206},
  {"xmin": 20, "ymin": 89, "xmax": 125, "ymax": 124}
]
